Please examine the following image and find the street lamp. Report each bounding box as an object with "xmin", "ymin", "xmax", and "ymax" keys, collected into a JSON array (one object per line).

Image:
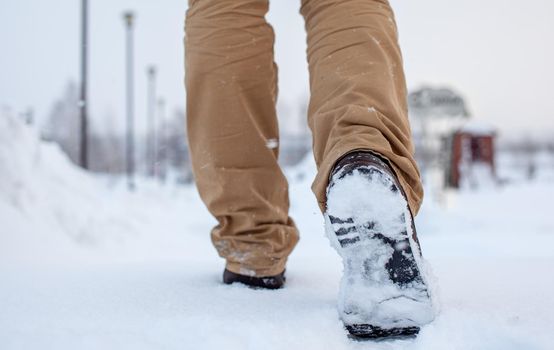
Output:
[
  {"xmin": 123, "ymin": 11, "xmax": 135, "ymax": 190},
  {"xmin": 79, "ymin": 0, "xmax": 89, "ymax": 169},
  {"xmin": 147, "ymin": 66, "xmax": 157, "ymax": 177},
  {"xmin": 157, "ymin": 97, "xmax": 166, "ymax": 183}
]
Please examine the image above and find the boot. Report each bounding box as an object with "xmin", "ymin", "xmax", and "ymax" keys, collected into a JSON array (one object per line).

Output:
[
  {"xmin": 325, "ymin": 151, "xmax": 435, "ymax": 338},
  {"xmin": 223, "ymin": 269, "xmax": 286, "ymax": 290}
]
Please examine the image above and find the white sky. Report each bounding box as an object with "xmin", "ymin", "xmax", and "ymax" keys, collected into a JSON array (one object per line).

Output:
[{"xmin": 1, "ymin": 0, "xmax": 553, "ymax": 138}]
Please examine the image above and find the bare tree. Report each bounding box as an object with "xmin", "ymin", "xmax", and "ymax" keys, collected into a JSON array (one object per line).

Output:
[{"xmin": 42, "ymin": 81, "xmax": 80, "ymax": 164}]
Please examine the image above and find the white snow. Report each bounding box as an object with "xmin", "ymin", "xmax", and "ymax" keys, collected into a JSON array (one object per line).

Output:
[
  {"xmin": 1, "ymin": 114, "xmax": 554, "ymax": 349},
  {"xmin": 326, "ymin": 169, "xmax": 407, "ymax": 240},
  {"xmin": 266, "ymin": 138, "xmax": 279, "ymax": 149}
]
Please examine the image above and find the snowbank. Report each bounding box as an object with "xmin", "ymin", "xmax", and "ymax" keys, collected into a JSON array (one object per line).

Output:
[
  {"xmin": 0, "ymin": 113, "xmax": 210, "ymax": 265},
  {"xmin": 0, "ymin": 113, "xmax": 104, "ymax": 263}
]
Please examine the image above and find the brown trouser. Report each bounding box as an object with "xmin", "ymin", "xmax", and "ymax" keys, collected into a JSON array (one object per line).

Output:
[{"xmin": 185, "ymin": 0, "xmax": 422, "ymax": 277}]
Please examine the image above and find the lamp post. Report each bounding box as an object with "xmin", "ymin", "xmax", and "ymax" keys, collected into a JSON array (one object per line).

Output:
[
  {"xmin": 123, "ymin": 11, "xmax": 135, "ymax": 190},
  {"xmin": 157, "ymin": 97, "xmax": 166, "ymax": 183},
  {"xmin": 147, "ymin": 66, "xmax": 157, "ymax": 177},
  {"xmin": 79, "ymin": 0, "xmax": 89, "ymax": 169}
]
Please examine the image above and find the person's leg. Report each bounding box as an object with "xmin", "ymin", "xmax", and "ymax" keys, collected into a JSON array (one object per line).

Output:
[
  {"xmin": 301, "ymin": 0, "xmax": 435, "ymax": 337},
  {"xmin": 185, "ymin": 0, "xmax": 299, "ymax": 278},
  {"xmin": 300, "ymin": 0, "xmax": 423, "ymax": 216}
]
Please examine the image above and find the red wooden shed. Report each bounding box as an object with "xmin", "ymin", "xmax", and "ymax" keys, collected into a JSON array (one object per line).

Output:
[{"xmin": 447, "ymin": 122, "xmax": 496, "ymax": 188}]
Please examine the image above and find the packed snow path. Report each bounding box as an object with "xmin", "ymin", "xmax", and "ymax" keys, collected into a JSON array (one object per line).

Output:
[{"xmin": 1, "ymin": 116, "xmax": 554, "ymax": 349}]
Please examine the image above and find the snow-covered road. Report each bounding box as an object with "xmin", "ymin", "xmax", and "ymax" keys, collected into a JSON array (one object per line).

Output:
[{"xmin": 1, "ymin": 115, "xmax": 553, "ymax": 349}]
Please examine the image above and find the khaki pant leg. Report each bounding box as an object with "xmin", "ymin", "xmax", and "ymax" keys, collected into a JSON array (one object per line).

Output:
[
  {"xmin": 185, "ymin": 0, "xmax": 299, "ymax": 277},
  {"xmin": 300, "ymin": 0, "xmax": 424, "ymax": 216}
]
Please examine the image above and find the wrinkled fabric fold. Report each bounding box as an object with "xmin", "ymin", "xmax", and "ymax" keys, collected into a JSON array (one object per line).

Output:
[
  {"xmin": 300, "ymin": 0, "xmax": 423, "ymax": 215},
  {"xmin": 185, "ymin": 0, "xmax": 298, "ymax": 277}
]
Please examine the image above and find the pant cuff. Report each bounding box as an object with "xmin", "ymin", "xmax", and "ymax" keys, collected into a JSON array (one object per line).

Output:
[{"xmin": 225, "ymin": 259, "xmax": 288, "ymax": 278}]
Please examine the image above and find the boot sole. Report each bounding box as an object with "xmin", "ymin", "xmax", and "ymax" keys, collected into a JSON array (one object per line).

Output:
[
  {"xmin": 325, "ymin": 166, "xmax": 434, "ymax": 339},
  {"xmin": 346, "ymin": 324, "xmax": 419, "ymax": 339}
]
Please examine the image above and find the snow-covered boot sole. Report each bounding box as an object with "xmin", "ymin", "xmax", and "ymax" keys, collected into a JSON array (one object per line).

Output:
[{"xmin": 325, "ymin": 154, "xmax": 435, "ymax": 339}]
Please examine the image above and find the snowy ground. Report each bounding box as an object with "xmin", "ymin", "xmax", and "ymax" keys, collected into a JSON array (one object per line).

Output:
[{"xmin": 1, "ymin": 115, "xmax": 554, "ymax": 350}]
